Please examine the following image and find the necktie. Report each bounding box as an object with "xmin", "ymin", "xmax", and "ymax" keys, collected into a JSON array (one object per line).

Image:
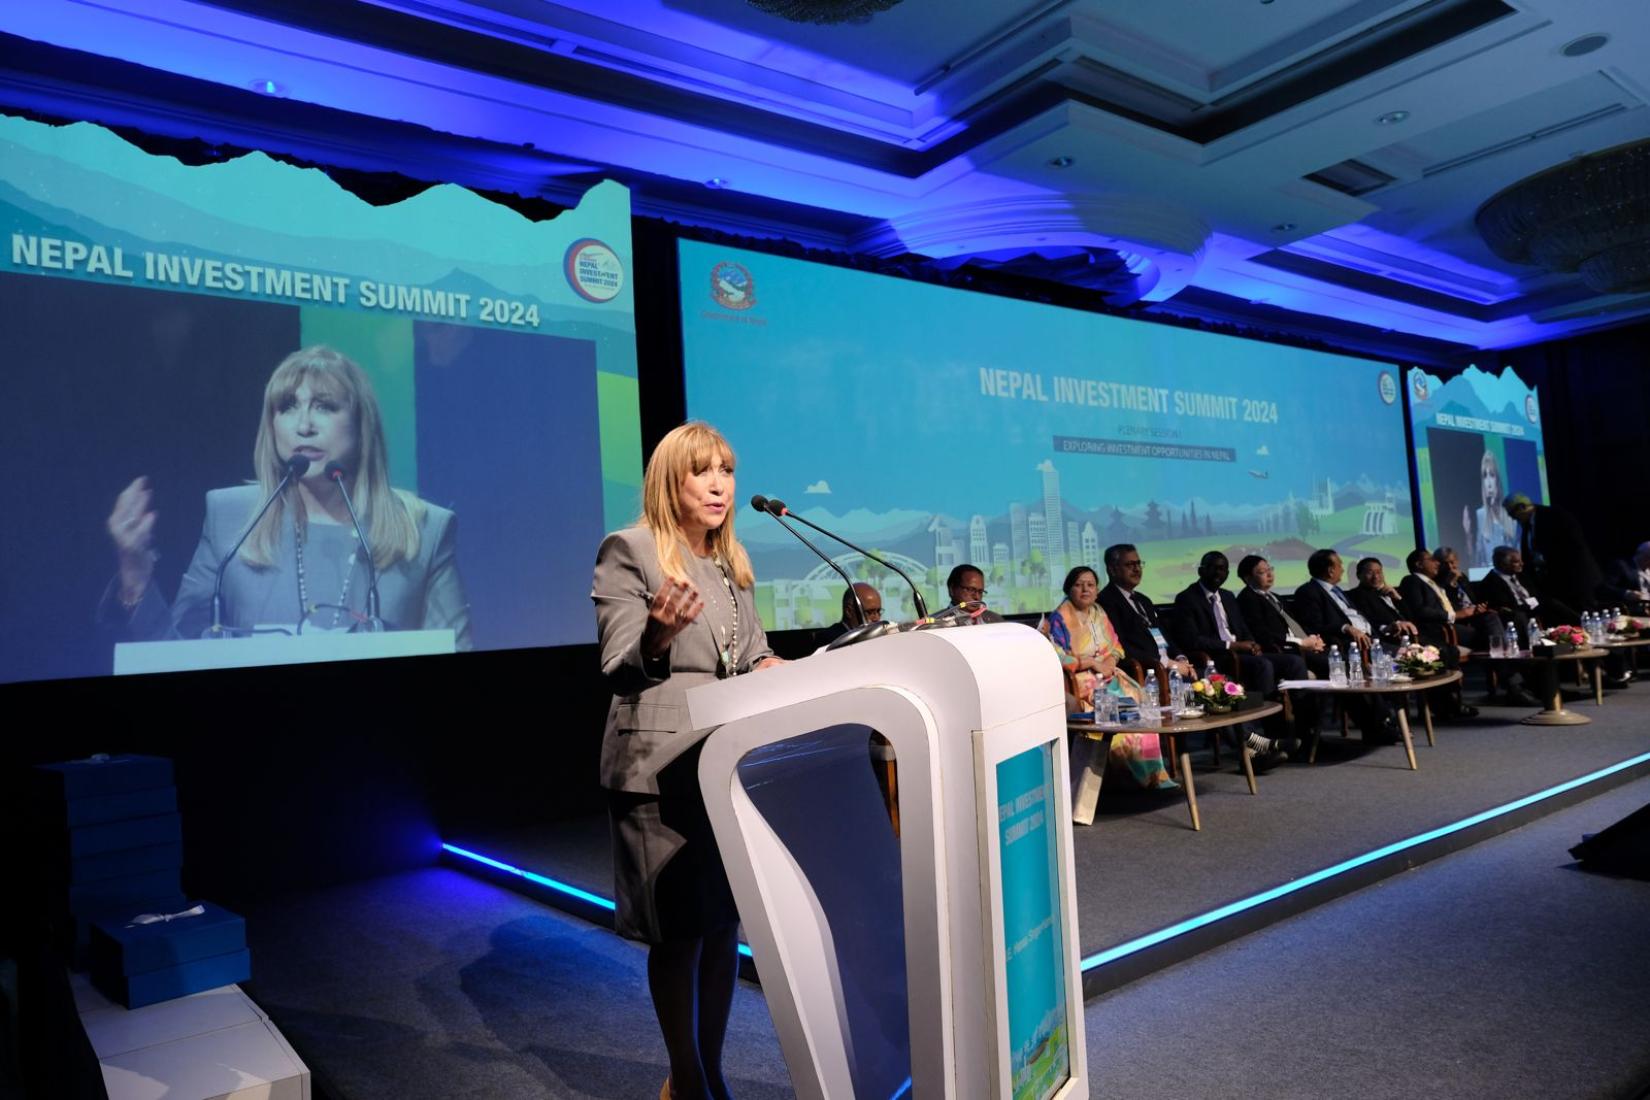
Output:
[
  {"xmin": 1266, "ymin": 591, "xmax": 1310, "ymax": 640},
  {"xmin": 1330, "ymin": 585, "xmax": 1370, "ymax": 632},
  {"xmin": 1510, "ymin": 575, "xmax": 1535, "ymax": 607},
  {"xmin": 1209, "ymin": 590, "xmax": 1233, "ymax": 644}
]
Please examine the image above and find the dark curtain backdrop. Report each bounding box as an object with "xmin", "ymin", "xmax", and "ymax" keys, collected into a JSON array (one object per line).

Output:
[{"xmin": 1497, "ymin": 320, "xmax": 1650, "ymax": 566}]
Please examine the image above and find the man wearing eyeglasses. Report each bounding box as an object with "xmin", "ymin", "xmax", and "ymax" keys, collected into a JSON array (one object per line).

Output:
[
  {"xmin": 944, "ymin": 564, "xmax": 1003, "ymax": 624},
  {"xmin": 1097, "ymin": 543, "xmax": 1192, "ymax": 680}
]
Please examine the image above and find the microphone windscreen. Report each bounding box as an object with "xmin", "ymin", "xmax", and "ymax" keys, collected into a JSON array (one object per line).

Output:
[
  {"xmin": 749, "ymin": 494, "xmax": 769, "ymax": 513},
  {"xmin": 324, "ymin": 460, "xmax": 346, "ymax": 481},
  {"xmin": 767, "ymin": 497, "xmax": 789, "ymax": 516},
  {"xmin": 285, "ymin": 454, "xmax": 312, "ymax": 478}
]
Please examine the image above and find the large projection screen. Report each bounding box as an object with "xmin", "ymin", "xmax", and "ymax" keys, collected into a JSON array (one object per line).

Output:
[
  {"xmin": 0, "ymin": 115, "xmax": 640, "ymax": 684},
  {"xmin": 1407, "ymin": 365, "xmax": 1548, "ymax": 578},
  {"xmin": 680, "ymin": 240, "xmax": 1415, "ymax": 628}
]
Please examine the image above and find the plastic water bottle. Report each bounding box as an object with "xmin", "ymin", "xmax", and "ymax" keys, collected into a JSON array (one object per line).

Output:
[
  {"xmin": 1489, "ymin": 627, "xmax": 1505, "ymax": 658},
  {"xmin": 1372, "ymin": 648, "xmax": 1389, "ymax": 685},
  {"xmin": 1348, "ymin": 645, "xmax": 1366, "ymax": 686},
  {"xmin": 1204, "ymin": 658, "xmax": 1216, "ymax": 683},
  {"xmin": 1528, "ymin": 616, "xmax": 1543, "ymax": 648},
  {"xmin": 1168, "ymin": 667, "xmax": 1184, "ymax": 712},
  {"xmin": 1504, "ymin": 622, "xmax": 1521, "ymax": 657},
  {"xmin": 1328, "ymin": 645, "xmax": 1346, "ymax": 686},
  {"xmin": 1143, "ymin": 668, "xmax": 1159, "ymax": 711}
]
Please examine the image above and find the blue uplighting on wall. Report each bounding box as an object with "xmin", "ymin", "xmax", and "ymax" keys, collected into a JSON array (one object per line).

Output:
[
  {"xmin": 439, "ymin": 843, "xmax": 755, "ymax": 958},
  {"xmin": 444, "ymin": 751, "xmax": 1649, "ymax": 978},
  {"xmin": 1080, "ymin": 751, "xmax": 1650, "ymax": 970}
]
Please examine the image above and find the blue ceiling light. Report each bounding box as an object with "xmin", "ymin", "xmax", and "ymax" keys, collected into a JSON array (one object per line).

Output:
[
  {"xmin": 1375, "ymin": 110, "xmax": 1410, "ymax": 126},
  {"xmin": 250, "ymin": 78, "xmax": 283, "ymax": 96}
]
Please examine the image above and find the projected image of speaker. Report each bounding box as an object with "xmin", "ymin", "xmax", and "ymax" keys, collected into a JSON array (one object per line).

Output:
[{"xmin": 0, "ymin": 114, "xmax": 641, "ymax": 684}]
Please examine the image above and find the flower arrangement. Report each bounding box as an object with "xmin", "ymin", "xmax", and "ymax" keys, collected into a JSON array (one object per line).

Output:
[
  {"xmin": 1396, "ymin": 642, "xmax": 1444, "ymax": 677},
  {"xmin": 1190, "ymin": 673, "xmax": 1246, "ymax": 712},
  {"xmin": 1544, "ymin": 624, "xmax": 1588, "ymax": 648},
  {"xmin": 1611, "ymin": 615, "xmax": 1648, "ymax": 639}
]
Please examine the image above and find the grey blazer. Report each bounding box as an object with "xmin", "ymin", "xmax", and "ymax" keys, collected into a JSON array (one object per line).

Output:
[
  {"xmin": 107, "ymin": 484, "xmax": 471, "ymax": 649},
  {"xmin": 592, "ymin": 525, "xmax": 772, "ymax": 794}
]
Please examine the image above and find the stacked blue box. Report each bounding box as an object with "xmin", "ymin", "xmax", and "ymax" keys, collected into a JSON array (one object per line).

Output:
[
  {"xmin": 90, "ymin": 902, "xmax": 251, "ymax": 1009},
  {"xmin": 31, "ymin": 755, "xmax": 186, "ymax": 945}
]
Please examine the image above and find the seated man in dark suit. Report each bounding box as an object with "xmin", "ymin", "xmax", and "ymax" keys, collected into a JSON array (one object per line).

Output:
[
  {"xmin": 1400, "ymin": 549, "xmax": 1467, "ymax": 653},
  {"xmin": 1236, "ymin": 555, "xmax": 1328, "ymax": 660},
  {"xmin": 1429, "ymin": 546, "xmax": 1504, "ymax": 651},
  {"xmin": 1173, "ymin": 551, "xmax": 1310, "ymax": 702},
  {"xmin": 1478, "ymin": 546, "xmax": 1555, "ymax": 639},
  {"xmin": 1348, "ymin": 557, "xmax": 1421, "ymax": 645},
  {"xmin": 942, "ymin": 564, "xmax": 1004, "ymax": 624},
  {"xmin": 1599, "ymin": 541, "xmax": 1650, "ymax": 612},
  {"xmin": 1291, "ymin": 548, "xmax": 1402, "ymax": 742},
  {"xmin": 1097, "ymin": 543, "xmax": 1193, "ymax": 681},
  {"xmin": 1396, "ymin": 549, "xmax": 1476, "ymax": 717},
  {"xmin": 814, "ymin": 582, "xmax": 881, "ymax": 647}
]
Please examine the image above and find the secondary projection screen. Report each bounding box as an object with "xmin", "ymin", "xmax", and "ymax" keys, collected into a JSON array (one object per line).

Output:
[
  {"xmin": 680, "ymin": 240, "xmax": 1415, "ymax": 628},
  {"xmin": 1407, "ymin": 365, "xmax": 1547, "ymax": 578},
  {"xmin": 0, "ymin": 115, "xmax": 640, "ymax": 684}
]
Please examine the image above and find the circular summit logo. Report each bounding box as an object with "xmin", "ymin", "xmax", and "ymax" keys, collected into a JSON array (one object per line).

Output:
[
  {"xmin": 1410, "ymin": 371, "xmax": 1429, "ymax": 403},
  {"xmin": 564, "ymin": 238, "xmax": 624, "ymax": 303},
  {"xmin": 1524, "ymin": 393, "xmax": 1540, "ymax": 424},
  {"xmin": 710, "ymin": 260, "xmax": 756, "ymax": 311},
  {"xmin": 1378, "ymin": 371, "xmax": 1398, "ymax": 405}
]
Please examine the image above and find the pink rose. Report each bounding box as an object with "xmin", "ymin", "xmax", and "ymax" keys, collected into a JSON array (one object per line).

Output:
[{"xmin": 1224, "ymin": 681, "xmax": 1243, "ymax": 696}]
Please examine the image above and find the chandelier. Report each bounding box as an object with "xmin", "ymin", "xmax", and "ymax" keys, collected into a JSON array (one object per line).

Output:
[
  {"xmin": 745, "ymin": 0, "xmax": 904, "ymax": 24},
  {"xmin": 1475, "ymin": 138, "xmax": 1650, "ymax": 294}
]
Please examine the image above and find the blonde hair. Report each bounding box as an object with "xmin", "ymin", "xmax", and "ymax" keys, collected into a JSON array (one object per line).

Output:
[
  {"xmin": 640, "ymin": 421, "xmax": 754, "ymax": 588},
  {"xmin": 243, "ymin": 346, "xmax": 424, "ymax": 570}
]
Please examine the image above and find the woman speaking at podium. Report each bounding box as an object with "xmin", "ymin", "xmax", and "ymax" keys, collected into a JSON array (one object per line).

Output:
[
  {"xmin": 592, "ymin": 421, "xmax": 781, "ymax": 1100},
  {"xmin": 102, "ymin": 345, "xmax": 471, "ymax": 647}
]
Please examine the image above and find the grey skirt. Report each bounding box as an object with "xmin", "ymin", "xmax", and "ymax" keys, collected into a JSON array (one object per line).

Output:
[{"xmin": 605, "ymin": 741, "xmax": 739, "ymax": 944}]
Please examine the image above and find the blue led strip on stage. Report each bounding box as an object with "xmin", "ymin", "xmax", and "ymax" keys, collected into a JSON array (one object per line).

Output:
[
  {"xmin": 439, "ymin": 842, "xmax": 755, "ymax": 958},
  {"xmin": 441, "ymin": 751, "xmax": 1650, "ymax": 977},
  {"xmin": 1079, "ymin": 751, "xmax": 1650, "ymax": 970}
]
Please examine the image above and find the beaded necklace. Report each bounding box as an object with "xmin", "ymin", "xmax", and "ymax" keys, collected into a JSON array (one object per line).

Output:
[
  {"xmin": 294, "ymin": 517, "xmax": 356, "ymax": 629},
  {"xmin": 706, "ymin": 554, "xmax": 740, "ymax": 678}
]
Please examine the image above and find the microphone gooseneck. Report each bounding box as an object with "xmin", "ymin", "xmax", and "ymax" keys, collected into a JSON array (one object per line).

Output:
[
  {"xmin": 748, "ymin": 493, "xmax": 867, "ymax": 625},
  {"xmin": 760, "ymin": 495, "xmax": 930, "ymax": 619},
  {"xmin": 325, "ymin": 461, "xmax": 382, "ymax": 627},
  {"xmin": 209, "ymin": 454, "xmax": 311, "ymax": 636}
]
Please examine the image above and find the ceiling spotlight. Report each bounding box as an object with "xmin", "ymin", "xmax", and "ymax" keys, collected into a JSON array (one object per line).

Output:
[
  {"xmin": 1560, "ymin": 33, "xmax": 1609, "ymax": 57},
  {"xmin": 249, "ymin": 78, "xmax": 284, "ymax": 96},
  {"xmin": 705, "ymin": 177, "xmax": 730, "ymax": 189},
  {"xmin": 1272, "ymin": 222, "xmax": 1297, "ymax": 233},
  {"xmin": 1047, "ymin": 155, "xmax": 1075, "ymax": 169},
  {"xmin": 1375, "ymin": 110, "xmax": 1409, "ymax": 125}
]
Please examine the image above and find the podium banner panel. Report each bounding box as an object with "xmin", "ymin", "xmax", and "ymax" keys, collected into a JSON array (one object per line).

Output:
[
  {"xmin": 976, "ymin": 714, "xmax": 1087, "ymax": 1100},
  {"xmin": 737, "ymin": 723, "xmax": 911, "ymax": 1098}
]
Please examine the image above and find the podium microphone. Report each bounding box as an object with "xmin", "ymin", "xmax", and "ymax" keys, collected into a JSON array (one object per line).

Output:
[
  {"xmin": 210, "ymin": 454, "xmax": 310, "ymax": 636},
  {"xmin": 760, "ymin": 496, "xmax": 929, "ymax": 619},
  {"xmin": 325, "ymin": 461, "xmax": 382, "ymax": 629},
  {"xmin": 749, "ymin": 494, "xmax": 868, "ymax": 625}
]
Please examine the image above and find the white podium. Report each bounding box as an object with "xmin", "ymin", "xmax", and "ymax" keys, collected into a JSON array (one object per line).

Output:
[
  {"xmin": 113, "ymin": 630, "xmax": 455, "ymax": 675},
  {"xmin": 689, "ymin": 624, "xmax": 1088, "ymax": 1100}
]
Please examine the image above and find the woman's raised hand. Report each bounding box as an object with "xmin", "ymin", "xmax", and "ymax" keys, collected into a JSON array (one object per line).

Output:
[
  {"xmin": 108, "ymin": 476, "xmax": 158, "ymax": 602},
  {"xmin": 641, "ymin": 576, "xmax": 703, "ymax": 658}
]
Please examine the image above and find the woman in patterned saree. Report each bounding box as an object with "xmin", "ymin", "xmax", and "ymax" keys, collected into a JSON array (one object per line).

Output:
[{"xmin": 1046, "ymin": 565, "xmax": 1177, "ymax": 790}]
